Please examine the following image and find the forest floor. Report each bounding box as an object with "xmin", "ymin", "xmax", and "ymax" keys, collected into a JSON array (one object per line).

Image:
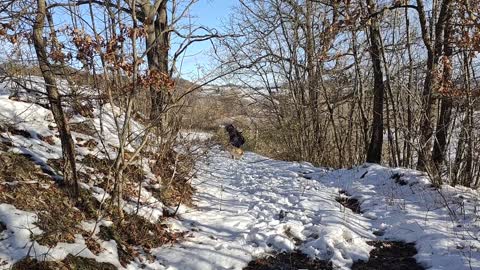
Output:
[
  {"xmin": 148, "ymin": 148, "xmax": 479, "ymax": 270},
  {"xmin": 0, "ymin": 78, "xmax": 479, "ymax": 269}
]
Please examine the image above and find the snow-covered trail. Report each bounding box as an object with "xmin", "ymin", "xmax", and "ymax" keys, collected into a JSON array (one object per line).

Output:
[
  {"xmin": 151, "ymin": 150, "xmax": 374, "ymax": 270},
  {"xmin": 149, "ymin": 149, "xmax": 480, "ymax": 270}
]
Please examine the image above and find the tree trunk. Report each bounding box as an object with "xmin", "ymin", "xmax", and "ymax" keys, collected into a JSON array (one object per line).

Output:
[
  {"xmin": 432, "ymin": 3, "xmax": 453, "ymax": 168},
  {"xmin": 453, "ymin": 50, "xmax": 475, "ymax": 187},
  {"xmin": 365, "ymin": 0, "xmax": 385, "ymax": 164},
  {"xmin": 416, "ymin": 0, "xmax": 452, "ymax": 171},
  {"xmin": 33, "ymin": 0, "xmax": 79, "ymax": 198},
  {"xmin": 403, "ymin": 6, "xmax": 414, "ymax": 168},
  {"xmin": 144, "ymin": 0, "xmax": 170, "ymax": 123},
  {"xmin": 305, "ymin": 0, "xmax": 320, "ymax": 161}
]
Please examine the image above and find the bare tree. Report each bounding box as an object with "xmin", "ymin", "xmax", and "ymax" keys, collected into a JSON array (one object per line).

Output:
[
  {"xmin": 365, "ymin": 0, "xmax": 385, "ymax": 164},
  {"xmin": 33, "ymin": 0, "xmax": 79, "ymax": 198},
  {"xmin": 432, "ymin": 1, "xmax": 453, "ymax": 169},
  {"xmin": 415, "ymin": 0, "xmax": 452, "ymax": 171}
]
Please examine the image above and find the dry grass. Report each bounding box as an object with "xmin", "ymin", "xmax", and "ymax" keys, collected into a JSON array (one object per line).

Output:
[
  {"xmin": 0, "ymin": 153, "xmax": 100, "ymax": 248},
  {"xmin": 81, "ymin": 139, "xmax": 98, "ymax": 150},
  {"xmin": 33, "ymin": 195, "xmax": 84, "ymax": 247},
  {"xmin": 244, "ymin": 251, "xmax": 332, "ymax": 270},
  {"xmin": 148, "ymin": 150, "xmax": 195, "ymax": 207},
  {"xmin": 122, "ymin": 162, "xmax": 147, "ymax": 199},
  {"xmin": 12, "ymin": 254, "xmax": 116, "ymax": 270},
  {"xmin": 99, "ymin": 213, "xmax": 184, "ymax": 266},
  {"xmin": 70, "ymin": 121, "xmax": 97, "ymax": 137},
  {"xmin": 48, "ymin": 155, "xmax": 111, "ymax": 190},
  {"xmin": 0, "ymin": 145, "xmax": 192, "ymax": 266},
  {"xmin": 80, "ymin": 154, "xmax": 111, "ymax": 174},
  {"xmin": 50, "ymin": 151, "xmax": 192, "ymax": 208},
  {"xmin": 72, "ymin": 101, "xmax": 94, "ymax": 118},
  {"xmin": 0, "ymin": 153, "xmax": 49, "ymax": 182},
  {"xmin": 0, "ymin": 181, "xmax": 99, "ymax": 248},
  {"xmin": 78, "ymin": 154, "xmax": 145, "ymax": 200},
  {"xmin": 83, "ymin": 235, "xmax": 103, "ymax": 255}
]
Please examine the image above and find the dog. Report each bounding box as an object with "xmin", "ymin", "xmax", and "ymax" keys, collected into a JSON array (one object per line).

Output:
[
  {"xmin": 224, "ymin": 124, "xmax": 245, "ymax": 160},
  {"xmin": 227, "ymin": 145, "xmax": 244, "ymax": 160}
]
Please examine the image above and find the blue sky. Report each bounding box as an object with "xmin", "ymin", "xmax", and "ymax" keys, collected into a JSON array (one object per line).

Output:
[
  {"xmin": 47, "ymin": 0, "xmax": 235, "ymax": 80},
  {"xmin": 175, "ymin": 0, "xmax": 236, "ymax": 80}
]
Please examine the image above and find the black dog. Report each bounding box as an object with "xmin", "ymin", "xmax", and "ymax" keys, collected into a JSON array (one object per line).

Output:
[
  {"xmin": 224, "ymin": 124, "xmax": 245, "ymax": 159},
  {"xmin": 225, "ymin": 124, "xmax": 245, "ymax": 148}
]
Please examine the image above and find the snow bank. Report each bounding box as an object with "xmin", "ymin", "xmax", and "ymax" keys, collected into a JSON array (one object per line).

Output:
[{"xmin": 309, "ymin": 163, "xmax": 480, "ymax": 269}]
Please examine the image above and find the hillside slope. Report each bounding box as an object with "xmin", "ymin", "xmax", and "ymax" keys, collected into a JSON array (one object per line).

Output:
[{"xmin": 0, "ymin": 80, "xmax": 479, "ymax": 269}]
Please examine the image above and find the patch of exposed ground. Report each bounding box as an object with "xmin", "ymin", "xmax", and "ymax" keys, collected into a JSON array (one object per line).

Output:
[
  {"xmin": 0, "ymin": 137, "xmax": 14, "ymax": 151},
  {"xmin": 352, "ymin": 241, "xmax": 425, "ymax": 270},
  {"xmin": 0, "ymin": 152, "xmax": 99, "ymax": 248},
  {"xmin": 0, "ymin": 152, "xmax": 51, "ymax": 183},
  {"xmin": 0, "ymin": 221, "xmax": 6, "ymax": 233},
  {"xmin": 244, "ymin": 251, "xmax": 332, "ymax": 270},
  {"xmin": 12, "ymin": 254, "xmax": 116, "ymax": 270},
  {"xmin": 148, "ymin": 150, "xmax": 195, "ymax": 207},
  {"xmin": 98, "ymin": 213, "xmax": 185, "ymax": 266},
  {"xmin": 391, "ymin": 173, "xmax": 408, "ymax": 186},
  {"xmin": 70, "ymin": 121, "xmax": 97, "ymax": 137},
  {"xmin": 336, "ymin": 190, "xmax": 362, "ymax": 214},
  {"xmin": 244, "ymin": 241, "xmax": 424, "ymax": 270},
  {"xmin": 0, "ymin": 124, "xmax": 56, "ymax": 146}
]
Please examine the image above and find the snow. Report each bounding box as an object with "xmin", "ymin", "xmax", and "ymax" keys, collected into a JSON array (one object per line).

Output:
[
  {"xmin": 311, "ymin": 164, "xmax": 480, "ymax": 270},
  {"xmin": 3, "ymin": 138, "xmax": 480, "ymax": 269},
  {"xmin": 1, "ymin": 79, "xmax": 480, "ymax": 269},
  {"xmin": 0, "ymin": 204, "xmax": 42, "ymax": 265},
  {"xmin": 148, "ymin": 150, "xmax": 480, "ymax": 270},
  {"xmin": 0, "ymin": 203, "xmax": 124, "ymax": 269},
  {"xmin": 0, "ymin": 96, "xmax": 55, "ymax": 138},
  {"xmin": 152, "ymin": 150, "xmax": 374, "ymax": 270},
  {"xmin": 179, "ymin": 130, "xmax": 213, "ymax": 142}
]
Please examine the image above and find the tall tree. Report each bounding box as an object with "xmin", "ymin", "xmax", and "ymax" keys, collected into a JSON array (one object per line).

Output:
[
  {"xmin": 135, "ymin": 0, "xmax": 171, "ymax": 123},
  {"xmin": 33, "ymin": 0, "xmax": 79, "ymax": 197},
  {"xmin": 365, "ymin": 0, "xmax": 385, "ymax": 164},
  {"xmin": 432, "ymin": 2, "xmax": 453, "ymax": 168},
  {"xmin": 415, "ymin": 0, "xmax": 452, "ymax": 171}
]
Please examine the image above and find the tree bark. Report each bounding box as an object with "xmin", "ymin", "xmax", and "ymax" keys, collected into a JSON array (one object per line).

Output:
[
  {"xmin": 432, "ymin": 2, "xmax": 453, "ymax": 167},
  {"xmin": 403, "ymin": 5, "xmax": 414, "ymax": 168},
  {"xmin": 142, "ymin": 0, "xmax": 171, "ymax": 123},
  {"xmin": 33, "ymin": 0, "xmax": 79, "ymax": 198},
  {"xmin": 365, "ymin": 0, "xmax": 385, "ymax": 164},
  {"xmin": 416, "ymin": 0, "xmax": 452, "ymax": 171},
  {"xmin": 305, "ymin": 0, "xmax": 320, "ymax": 160}
]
